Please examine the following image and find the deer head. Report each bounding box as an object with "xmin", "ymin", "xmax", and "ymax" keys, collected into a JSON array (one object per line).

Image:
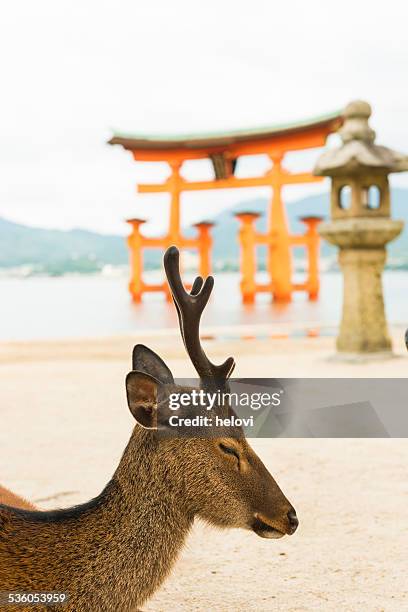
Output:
[{"xmin": 125, "ymin": 246, "xmax": 298, "ymax": 539}]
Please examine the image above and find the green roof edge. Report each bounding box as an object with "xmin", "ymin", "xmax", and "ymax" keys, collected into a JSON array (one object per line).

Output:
[{"xmin": 109, "ymin": 109, "xmax": 342, "ymax": 143}]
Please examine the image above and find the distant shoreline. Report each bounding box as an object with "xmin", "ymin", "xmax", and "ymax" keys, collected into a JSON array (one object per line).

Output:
[{"xmin": 2, "ymin": 258, "xmax": 408, "ymax": 278}]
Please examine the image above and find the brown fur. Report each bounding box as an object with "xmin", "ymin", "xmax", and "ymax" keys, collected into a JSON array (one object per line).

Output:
[{"xmin": 0, "ymin": 485, "xmax": 35, "ymax": 510}]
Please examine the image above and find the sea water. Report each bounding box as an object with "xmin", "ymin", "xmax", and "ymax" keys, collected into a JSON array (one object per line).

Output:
[{"xmin": 0, "ymin": 271, "xmax": 406, "ymax": 341}]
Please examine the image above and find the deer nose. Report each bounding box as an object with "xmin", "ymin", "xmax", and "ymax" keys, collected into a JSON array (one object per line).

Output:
[{"xmin": 287, "ymin": 509, "xmax": 299, "ymax": 534}]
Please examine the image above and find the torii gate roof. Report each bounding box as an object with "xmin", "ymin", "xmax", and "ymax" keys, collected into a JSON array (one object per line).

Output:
[{"xmin": 108, "ymin": 110, "xmax": 342, "ymax": 153}]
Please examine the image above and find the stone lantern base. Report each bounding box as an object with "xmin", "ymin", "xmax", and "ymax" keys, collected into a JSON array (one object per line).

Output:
[{"xmin": 319, "ymin": 218, "xmax": 403, "ymax": 358}]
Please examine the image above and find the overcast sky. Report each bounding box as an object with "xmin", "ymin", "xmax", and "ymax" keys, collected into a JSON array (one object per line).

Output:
[{"xmin": 1, "ymin": 0, "xmax": 407, "ymax": 236}]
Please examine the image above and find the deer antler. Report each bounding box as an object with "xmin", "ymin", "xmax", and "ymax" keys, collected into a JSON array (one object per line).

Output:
[{"xmin": 164, "ymin": 246, "xmax": 235, "ymax": 380}]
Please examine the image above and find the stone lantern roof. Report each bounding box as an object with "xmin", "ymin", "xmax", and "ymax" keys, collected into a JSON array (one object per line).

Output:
[{"xmin": 315, "ymin": 100, "xmax": 408, "ymax": 176}]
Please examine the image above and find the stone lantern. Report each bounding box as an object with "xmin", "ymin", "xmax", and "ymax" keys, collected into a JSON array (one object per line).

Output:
[{"xmin": 315, "ymin": 100, "xmax": 408, "ymax": 357}]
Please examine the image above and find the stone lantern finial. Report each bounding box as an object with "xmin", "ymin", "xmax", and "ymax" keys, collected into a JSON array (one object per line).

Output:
[
  {"xmin": 314, "ymin": 100, "xmax": 407, "ymax": 359},
  {"xmin": 339, "ymin": 100, "xmax": 376, "ymax": 144},
  {"xmin": 315, "ymin": 100, "xmax": 408, "ymax": 178}
]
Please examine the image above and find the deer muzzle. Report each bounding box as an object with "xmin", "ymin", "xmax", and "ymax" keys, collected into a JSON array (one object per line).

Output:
[{"xmin": 252, "ymin": 507, "xmax": 299, "ymax": 539}]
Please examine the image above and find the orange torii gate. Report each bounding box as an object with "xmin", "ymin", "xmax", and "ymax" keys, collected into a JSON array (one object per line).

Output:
[{"xmin": 109, "ymin": 111, "xmax": 341, "ymax": 303}]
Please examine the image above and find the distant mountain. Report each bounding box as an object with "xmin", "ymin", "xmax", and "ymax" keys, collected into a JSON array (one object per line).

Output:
[
  {"xmin": 1, "ymin": 188, "xmax": 407, "ymax": 275},
  {"xmin": 0, "ymin": 218, "xmax": 128, "ymax": 274}
]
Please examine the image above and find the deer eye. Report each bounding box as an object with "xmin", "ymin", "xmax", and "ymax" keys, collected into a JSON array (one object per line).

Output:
[{"xmin": 219, "ymin": 443, "xmax": 240, "ymax": 462}]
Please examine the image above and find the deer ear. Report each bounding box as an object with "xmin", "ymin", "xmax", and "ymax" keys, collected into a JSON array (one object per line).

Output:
[
  {"xmin": 132, "ymin": 345, "xmax": 174, "ymax": 384},
  {"xmin": 126, "ymin": 371, "xmax": 160, "ymax": 429}
]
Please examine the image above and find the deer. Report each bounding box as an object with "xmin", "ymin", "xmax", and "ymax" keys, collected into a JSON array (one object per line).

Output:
[{"xmin": 0, "ymin": 246, "xmax": 298, "ymax": 612}]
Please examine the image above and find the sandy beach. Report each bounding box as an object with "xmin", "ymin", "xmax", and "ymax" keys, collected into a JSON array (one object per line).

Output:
[{"xmin": 1, "ymin": 330, "xmax": 407, "ymax": 611}]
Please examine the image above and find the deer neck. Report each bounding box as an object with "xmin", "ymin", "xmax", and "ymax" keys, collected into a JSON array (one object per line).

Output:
[
  {"xmin": 2, "ymin": 429, "xmax": 193, "ymax": 610},
  {"xmin": 2, "ymin": 428, "xmax": 193, "ymax": 611},
  {"xmin": 80, "ymin": 427, "xmax": 193, "ymax": 609}
]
